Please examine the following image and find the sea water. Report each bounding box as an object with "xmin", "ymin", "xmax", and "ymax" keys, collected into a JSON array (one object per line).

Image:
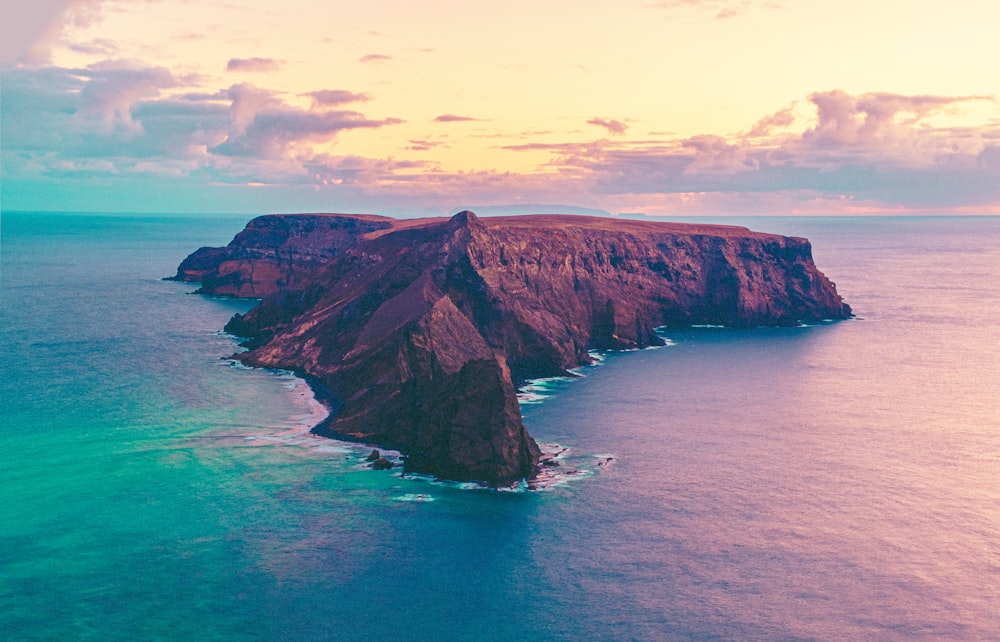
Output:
[{"xmin": 1, "ymin": 212, "xmax": 998, "ymax": 640}]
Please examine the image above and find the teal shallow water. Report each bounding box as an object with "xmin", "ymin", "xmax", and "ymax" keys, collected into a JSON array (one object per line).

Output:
[{"xmin": 2, "ymin": 212, "xmax": 998, "ymax": 640}]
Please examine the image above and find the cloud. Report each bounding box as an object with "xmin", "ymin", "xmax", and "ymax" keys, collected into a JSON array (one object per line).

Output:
[
  {"xmin": 304, "ymin": 89, "xmax": 370, "ymax": 107},
  {"xmin": 302, "ymin": 154, "xmax": 429, "ymax": 188},
  {"xmin": 124, "ymin": 99, "xmax": 229, "ymax": 158},
  {"xmin": 800, "ymin": 90, "xmax": 988, "ymax": 152},
  {"xmin": 1, "ymin": 63, "xmax": 229, "ymax": 173},
  {"xmin": 226, "ymin": 57, "xmax": 283, "ymax": 73},
  {"xmin": 360, "ymin": 54, "xmax": 392, "ymax": 64},
  {"xmin": 714, "ymin": 1, "xmax": 750, "ymax": 19},
  {"xmin": 6, "ymin": 69, "xmax": 1000, "ymax": 216},
  {"xmin": 224, "ymin": 83, "xmax": 282, "ymax": 131},
  {"xmin": 210, "ymin": 110, "xmax": 403, "ymax": 159},
  {"xmin": 434, "ymin": 114, "xmax": 478, "ymax": 123},
  {"xmin": 681, "ymin": 135, "xmax": 752, "ymax": 174},
  {"xmin": 73, "ymin": 60, "xmax": 178, "ymax": 135},
  {"xmin": 66, "ymin": 37, "xmax": 119, "ymax": 56},
  {"xmin": 1, "ymin": 0, "xmax": 107, "ymax": 65},
  {"xmin": 1, "ymin": 63, "xmax": 403, "ymax": 184},
  {"xmin": 587, "ymin": 117, "xmax": 628, "ymax": 135},
  {"xmin": 501, "ymin": 90, "xmax": 1000, "ymax": 212},
  {"xmin": 650, "ymin": 0, "xmax": 782, "ymax": 20},
  {"xmin": 501, "ymin": 141, "xmax": 602, "ymax": 154},
  {"xmin": 293, "ymin": 158, "xmax": 600, "ymax": 210},
  {"xmin": 747, "ymin": 105, "xmax": 796, "ymax": 138},
  {"xmin": 208, "ymin": 84, "xmax": 403, "ymax": 158},
  {"xmin": 406, "ymin": 139, "xmax": 449, "ymax": 151},
  {"xmin": 1, "ymin": 66, "xmax": 88, "ymax": 152}
]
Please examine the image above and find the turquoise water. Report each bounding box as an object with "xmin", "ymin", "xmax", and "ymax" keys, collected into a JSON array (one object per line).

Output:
[{"xmin": 2, "ymin": 212, "xmax": 998, "ymax": 640}]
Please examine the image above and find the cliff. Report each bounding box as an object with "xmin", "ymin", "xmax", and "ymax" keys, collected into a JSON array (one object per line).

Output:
[
  {"xmin": 168, "ymin": 213, "xmax": 401, "ymax": 297},
  {"xmin": 179, "ymin": 211, "xmax": 851, "ymax": 486}
]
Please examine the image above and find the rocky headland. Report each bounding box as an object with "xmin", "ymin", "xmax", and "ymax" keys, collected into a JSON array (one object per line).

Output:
[
  {"xmin": 174, "ymin": 211, "xmax": 851, "ymax": 486},
  {"xmin": 170, "ymin": 213, "xmax": 400, "ymax": 297}
]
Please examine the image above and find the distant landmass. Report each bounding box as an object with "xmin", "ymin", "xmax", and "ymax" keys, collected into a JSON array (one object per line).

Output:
[{"xmin": 171, "ymin": 211, "xmax": 851, "ymax": 486}]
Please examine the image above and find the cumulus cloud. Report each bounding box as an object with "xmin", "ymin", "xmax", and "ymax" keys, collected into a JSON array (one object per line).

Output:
[
  {"xmin": 73, "ymin": 60, "xmax": 178, "ymax": 135},
  {"xmin": 224, "ymin": 83, "xmax": 282, "ymax": 132},
  {"xmin": 801, "ymin": 90, "xmax": 984, "ymax": 149},
  {"xmin": 588, "ymin": 117, "xmax": 628, "ymax": 135},
  {"xmin": 360, "ymin": 54, "xmax": 392, "ymax": 64},
  {"xmin": 226, "ymin": 57, "xmax": 283, "ymax": 73}
]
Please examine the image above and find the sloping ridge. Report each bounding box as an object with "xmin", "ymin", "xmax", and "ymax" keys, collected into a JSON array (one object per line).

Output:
[{"xmin": 212, "ymin": 211, "xmax": 850, "ymax": 486}]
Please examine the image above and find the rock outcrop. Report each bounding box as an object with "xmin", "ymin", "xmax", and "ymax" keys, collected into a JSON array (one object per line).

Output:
[
  {"xmin": 168, "ymin": 213, "xmax": 400, "ymax": 297},
  {"xmin": 178, "ymin": 211, "xmax": 851, "ymax": 486}
]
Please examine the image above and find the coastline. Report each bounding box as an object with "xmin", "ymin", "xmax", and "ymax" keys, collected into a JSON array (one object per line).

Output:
[
  {"xmin": 288, "ymin": 374, "xmax": 333, "ymax": 438},
  {"xmin": 191, "ymin": 211, "xmax": 850, "ymax": 485},
  {"xmin": 292, "ymin": 371, "xmax": 339, "ymax": 436},
  {"xmin": 265, "ymin": 363, "xmax": 599, "ymax": 490},
  {"xmin": 8, "ymin": 212, "xmax": 998, "ymax": 639}
]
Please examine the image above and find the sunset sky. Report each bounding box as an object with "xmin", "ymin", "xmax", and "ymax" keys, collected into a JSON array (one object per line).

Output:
[{"xmin": 3, "ymin": 0, "xmax": 1000, "ymax": 216}]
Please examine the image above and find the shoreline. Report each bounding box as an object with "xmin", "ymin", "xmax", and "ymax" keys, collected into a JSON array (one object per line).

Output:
[
  {"xmin": 271, "ymin": 365, "xmax": 600, "ymax": 490},
  {"xmin": 289, "ymin": 374, "xmax": 332, "ymax": 437},
  {"xmin": 290, "ymin": 371, "xmax": 339, "ymax": 435}
]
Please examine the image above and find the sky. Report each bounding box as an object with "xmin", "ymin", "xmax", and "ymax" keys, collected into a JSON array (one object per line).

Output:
[{"xmin": 2, "ymin": 0, "xmax": 1000, "ymax": 216}]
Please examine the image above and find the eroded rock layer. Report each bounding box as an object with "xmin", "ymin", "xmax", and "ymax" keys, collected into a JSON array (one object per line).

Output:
[{"xmin": 181, "ymin": 211, "xmax": 851, "ymax": 486}]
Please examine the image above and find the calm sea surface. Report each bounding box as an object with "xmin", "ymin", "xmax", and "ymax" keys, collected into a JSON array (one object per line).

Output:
[{"xmin": 1, "ymin": 212, "xmax": 998, "ymax": 640}]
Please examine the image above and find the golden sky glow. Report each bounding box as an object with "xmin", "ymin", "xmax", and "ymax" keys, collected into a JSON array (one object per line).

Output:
[{"xmin": 3, "ymin": 0, "xmax": 1000, "ymax": 215}]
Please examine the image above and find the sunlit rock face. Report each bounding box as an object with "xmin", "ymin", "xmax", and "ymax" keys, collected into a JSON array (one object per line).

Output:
[{"xmin": 179, "ymin": 210, "xmax": 851, "ymax": 486}]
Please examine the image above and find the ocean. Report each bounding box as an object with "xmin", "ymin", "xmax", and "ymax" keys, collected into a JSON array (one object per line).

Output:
[{"xmin": 1, "ymin": 211, "xmax": 998, "ymax": 640}]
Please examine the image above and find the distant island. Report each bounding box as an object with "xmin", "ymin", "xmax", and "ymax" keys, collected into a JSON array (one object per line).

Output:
[{"xmin": 171, "ymin": 211, "xmax": 851, "ymax": 486}]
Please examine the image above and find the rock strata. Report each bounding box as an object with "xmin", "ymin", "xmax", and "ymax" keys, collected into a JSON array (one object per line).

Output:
[{"xmin": 177, "ymin": 211, "xmax": 851, "ymax": 486}]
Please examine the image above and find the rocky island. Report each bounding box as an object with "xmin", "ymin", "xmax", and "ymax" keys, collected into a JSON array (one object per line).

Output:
[{"xmin": 172, "ymin": 211, "xmax": 851, "ymax": 486}]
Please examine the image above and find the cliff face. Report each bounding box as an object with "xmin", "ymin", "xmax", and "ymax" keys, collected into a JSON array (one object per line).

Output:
[
  {"xmin": 169, "ymin": 213, "xmax": 397, "ymax": 297},
  {"xmin": 208, "ymin": 211, "xmax": 850, "ymax": 486}
]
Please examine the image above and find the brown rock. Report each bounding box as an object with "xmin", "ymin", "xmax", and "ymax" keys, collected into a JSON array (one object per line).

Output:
[
  {"xmin": 190, "ymin": 210, "xmax": 851, "ymax": 486},
  {"xmin": 167, "ymin": 246, "xmax": 228, "ymax": 283},
  {"xmin": 168, "ymin": 213, "xmax": 402, "ymax": 296}
]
